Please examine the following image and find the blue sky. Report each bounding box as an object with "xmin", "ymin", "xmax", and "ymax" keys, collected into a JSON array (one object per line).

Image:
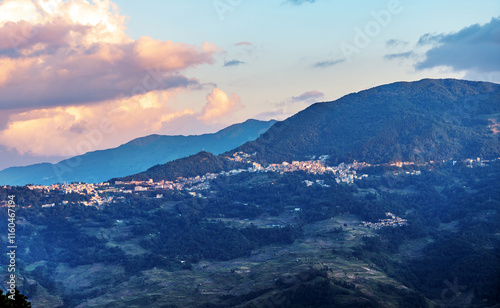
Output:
[
  {"xmin": 114, "ymin": 0, "xmax": 500, "ymax": 120},
  {"xmin": 0, "ymin": 0, "xmax": 498, "ymax": 170}
]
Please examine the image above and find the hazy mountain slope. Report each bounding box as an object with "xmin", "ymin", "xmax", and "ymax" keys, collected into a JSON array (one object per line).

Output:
[
  {"xmin": 0, "ymin": 119, "xmax": 276, "ymax": 186},
  {"xmin": 231, "ymin": 79, "xmax": 500, "ymax": 164}
]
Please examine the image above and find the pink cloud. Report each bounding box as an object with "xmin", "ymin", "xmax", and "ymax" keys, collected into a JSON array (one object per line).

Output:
[
  {"xmin": 0, "ymin": 18, "xmax": 89, "ymax": 52},
  {"xmin": 133, "ymin": 37, "xmax": 219, "ymax": 71},
  {"xmin": 0, "ymin": 89, "xmax": 197, "ymax": 156},
  {"xmin": 0, "ymin": 0, "xmax": 221, "ymax": 110},
  {"xmin": 198, "ymin": 88, "xmax": 242, "ymax": 122},
  {"xmin": 0, "ymin": 87, "xmax": 245, "ymax": 156}
]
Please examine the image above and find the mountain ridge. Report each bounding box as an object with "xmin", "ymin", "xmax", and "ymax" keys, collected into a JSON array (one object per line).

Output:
[{"xmin": 230, "ymin": 79, "xmax": 500, "ymax": 165}]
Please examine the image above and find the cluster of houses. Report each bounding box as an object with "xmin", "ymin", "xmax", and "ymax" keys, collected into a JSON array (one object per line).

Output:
[
  {"xmin": 228, "ymin": 153, "xmax": 371, "ymax": 184},
  {"xmin": 228, "ymin": 153, "xmax": 370, "ymax": 184},
  {"xmin": 227, "ymin": 151, "xmax": 256, "ymax": 163},
  {"xmin": 26, "ymin": 182, "xmax": 114, "ymax": 207},
  {"xmin": 465, "ymin": 157, "xmax": 491, "ymax": 168},
  {"xmin": 361, "ymin": 212, "xmax": 408, "ymax": 229},
  {"xmin": 27, "ymin": 182, "xmax": 100, "ymax": 195}
]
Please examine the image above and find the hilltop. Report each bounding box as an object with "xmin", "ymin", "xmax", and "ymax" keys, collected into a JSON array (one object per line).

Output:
[{"xmin": 231, "ymin": 79, "xmax": 500, "ymax": 164}]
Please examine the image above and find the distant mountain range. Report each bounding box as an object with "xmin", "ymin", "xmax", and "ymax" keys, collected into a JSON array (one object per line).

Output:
[
  {"xmin": 120, "ymin": 79, "xmax": 500, "ymax": 182},
  {"xmin": 0, "ymin": 119, "xmax": 276, "ymax": 186}
]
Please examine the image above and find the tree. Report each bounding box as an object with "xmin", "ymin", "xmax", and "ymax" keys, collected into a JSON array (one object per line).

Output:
[{"xmin": 0, "ymin": 289, "xmax": 32, "ymax": 308}]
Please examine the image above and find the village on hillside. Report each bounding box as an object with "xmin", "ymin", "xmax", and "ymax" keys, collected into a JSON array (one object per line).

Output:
[{"xmin": 3, "ymin": 154, "xmax": 496, "ymax": 211}]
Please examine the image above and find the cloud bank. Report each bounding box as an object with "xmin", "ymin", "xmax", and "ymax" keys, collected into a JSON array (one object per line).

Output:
[
  {"xmin": 0, "ymin": 87, "xmax": 240, "ymax": 156},
  {"xmin": 0, "ymin": 0, "xmax": 220, "ymax": 110},
  {"xmin": 416, "ymin": 17, "xmax": 500, "ymax": 73}
]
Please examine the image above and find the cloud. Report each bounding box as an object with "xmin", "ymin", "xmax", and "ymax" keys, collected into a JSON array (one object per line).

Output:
[
  {"xmin": 253, "ymin": 109, "xmax": 288, "ymax": 121},
  {"xmin": 0, "ymin": 89, "xmax": 198, "ymax": 156},
  {"xmin": 0, "ymin": 0, "xmax": 220, "ymax": 110},
  {"xmin": 0, "ymin": 18, "xmax": 89, "ymax": 53},
  {"xmin": 235, "ymin": 41, "xmax": 253, "ymax": 47},
  {"xmin": 233, "ymin": 41, "xmax": 256, "ymax": 58},
  {"xmin": 386, "ymin": 39, "xmax": 409, "ymax": 48},
  {"xmin": 285, "ymin": 0, "xmax": 316, "ymax": 5},
  {"xmin": 0, "ymin": 86, "xmax": 244, "ymax": 156},
  {"xmin": 415, "ymin": 17, "xmax": 500, "ymax": 73},
  {"xmin": 384, "ymin": 51, "xmax": 416, "ymax": 60},
  {"xmin": 291, "ymin": 90, "xmax": 324, "ymax": 102},
  {"xmin": 224, "ymin": 59, "xmax": 245, "ymax": 67},
  {"xmin": 313, "ymin": 59, "xmax": 344, "ymax": 68},
  {"xmin": 198, "ymin": 88, "xmax": 242, "ymax": 122},
  {"xmin": 0, "ymin": 0, "xmax": 129, "ymax": 45}
]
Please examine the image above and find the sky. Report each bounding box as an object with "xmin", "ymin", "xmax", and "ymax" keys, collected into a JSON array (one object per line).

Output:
[{"xmin": 0, "ymin": 0, "xmax": 499, "ymax": 170}]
